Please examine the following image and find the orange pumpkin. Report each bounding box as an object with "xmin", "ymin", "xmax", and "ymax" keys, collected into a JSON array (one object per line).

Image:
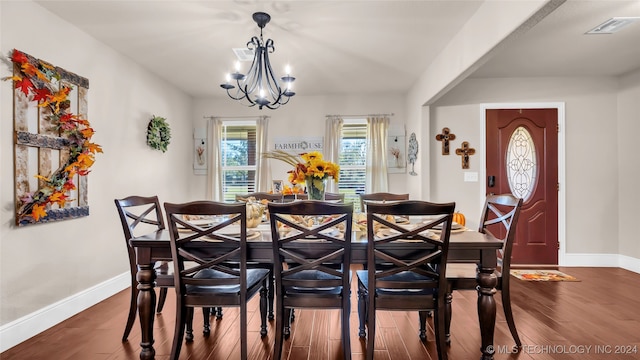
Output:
[{"xmin": 452, "ymin": 212, "xmax": 466, "ymax": 226}]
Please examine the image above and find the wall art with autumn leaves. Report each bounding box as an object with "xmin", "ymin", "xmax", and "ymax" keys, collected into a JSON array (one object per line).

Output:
[{"xmin": 4, "ymin": 49, "xmax": 102, "ymax": 226}]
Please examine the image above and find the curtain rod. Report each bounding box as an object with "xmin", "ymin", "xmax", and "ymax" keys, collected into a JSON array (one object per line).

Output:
[
  {"xmin": 325, "ymin": 113, "xmax": 394, "ymax": 118},
  {"xmin": 203, "ymin": 115, "xmax": 270, "ymax": 120}
]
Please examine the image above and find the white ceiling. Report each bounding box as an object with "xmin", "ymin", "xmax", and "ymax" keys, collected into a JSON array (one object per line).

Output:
[{"xmin": 34, "ymin": 0, "xmax": 640, "ymax": 99}]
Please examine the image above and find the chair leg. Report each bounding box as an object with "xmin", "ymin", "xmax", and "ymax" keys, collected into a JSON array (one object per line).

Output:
[
  {"xmin": 366, "ymin": 302, "xmax": 376, "ymax": 360},
  {"xmin": 240, "ymin": 301, "xmax": 248, "ymax": 360},
  {"xmin": 357, "ymin": 284, "xmax": 367, "ymax": 337},
  {"xmin": 259, "ymin": 282, "xmax": 268, "ymax": 337},
  {"xmin": 215, "ymin": 306, "xmax": 223, "ymax": 319},
  {"xmin": 434, "ymin": 307, "xmax": 448, "ymax": 360},
  {"xmin": 501, "ymin": 283, "xmax": 522, "ymax": 348},
  {"xmin": 418, "ymin": 311, "xmax": 428, "ymax": 341},
  {"xmin": 170, "ymin": 304, "xmax": 186, "ymax": 360},
  {"xmin": 342, "ymin": 290, "xmax": 351, "ymax": 360},
  {"xmin": 274, "ymin": 302, "xmax": 285, "ymax": 360},
  {"xmin": 268, "ymin": 270, "xmax": 275, "ymax": 320},
  {"xmin": 156, "ymin": 287, "xmax": 168, "ymax": 313},
  {"xmin": 284, "ymin": 308, "xmax": 292, "ymax": 338},
  {"xmin": 122, "ymin": 282, "xmax": 138, "ymax": 341},
  {"xmin": 445, "ymin": 291, "xmax": 453, "ymax": 345},
  {"xmin": 185, "ymin": 307, "xmax": 194, "ymax": 342},
  {"xmin": 202, "ymin": 307, "xmax": 211, "ymax": 335}
]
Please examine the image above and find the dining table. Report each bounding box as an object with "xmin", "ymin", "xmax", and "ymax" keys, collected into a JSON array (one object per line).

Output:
[{"xmin": 129, "ymin": 222, "xmax": 503, "ymax": 360}]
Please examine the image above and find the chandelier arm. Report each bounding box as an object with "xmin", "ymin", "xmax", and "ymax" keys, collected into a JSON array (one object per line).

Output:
[
  {"xmin": 262, "ymin": 50, "xmax": 283, "ymax": 101},
  {"xmin": 220, "ymin": 12, "xmax": 294, "ymax": 109},
  {"xmin": 241, "ymin": 83, "xmax": 257, "ymax": 106},
  {"xmin": 225, "ymin": 87, "xmax": 248, "ymax": 101}
]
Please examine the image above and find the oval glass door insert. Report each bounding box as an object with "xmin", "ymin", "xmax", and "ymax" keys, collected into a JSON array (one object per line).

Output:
[{"xmin": 506, "ymin": 126, "xmax": 537, "ymax": 201}]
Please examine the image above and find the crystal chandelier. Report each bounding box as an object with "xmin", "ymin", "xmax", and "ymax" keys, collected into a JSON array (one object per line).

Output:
[{"xmin": 220, "ymin": 12, "xmax": 295, "ymax": 110}]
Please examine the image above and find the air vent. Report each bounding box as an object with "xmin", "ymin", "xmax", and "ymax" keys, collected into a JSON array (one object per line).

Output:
[
  {"xmin": 233, "ymin": 48, "xmax": 254, "ymax": 62},
  {"xmin": 586, "ymin": 17, "xmax": 640, "ymax": 34}
]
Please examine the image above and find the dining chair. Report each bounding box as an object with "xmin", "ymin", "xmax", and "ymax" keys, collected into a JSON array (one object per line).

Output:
[
  {"xmin": 233, "ymin": 191, "xmax": 280, "ymax": 320},
  {"xmin": 164, "ymin": 200, "xmax": 269, "ymax": 360},
  {"xmin": 359, "ymin": 192, "xmax": 409, "ymax": 212},
  {"xmin": 445, "ymin": 193, "xmax": 523, "ymax": 347},
  {"xmin": 325, "ymin": 192, "xmax": 345, "ymax": 201},
  {"xmin": 235, "ymin": 192, "xmax": 283, "ymax": 202},
  {"xmin": 291, "ymin": 192, "xmax": 344, "ymax": 201},
  {"xmin": 114, "ymin": 195, "xmax": 174, "ymax": 341},
  {"xmin": 357, "ymin": 200, "xmax": 455, "ymax": 360},
  {"xmin": 268, "ymin": 201, "xmax": 354, "ymax": 360}
]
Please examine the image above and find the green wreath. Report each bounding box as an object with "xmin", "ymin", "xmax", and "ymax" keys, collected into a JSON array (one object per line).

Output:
[{"xmin": 146, "ymin": 115, "xmax": 171, "ymax": 152}]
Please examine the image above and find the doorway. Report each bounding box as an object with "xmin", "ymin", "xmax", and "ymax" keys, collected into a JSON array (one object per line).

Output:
[{"xmin": 481, "ymin": 103, "xmax": 565, "ymax": 266}]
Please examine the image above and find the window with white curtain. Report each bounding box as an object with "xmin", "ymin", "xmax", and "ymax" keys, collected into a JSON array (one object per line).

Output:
[
  {"xmin": 338, "ymin": 120, "xmax": 367, "ymax": 211},
  {"xmin": 221, "ymin": 121, "xmax": 257, "ymax": 202}
]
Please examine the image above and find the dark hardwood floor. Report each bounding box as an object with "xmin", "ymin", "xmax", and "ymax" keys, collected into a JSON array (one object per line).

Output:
[{"xmin": 3, "ymin": 267, "xmax": 640, "ymax": 359}]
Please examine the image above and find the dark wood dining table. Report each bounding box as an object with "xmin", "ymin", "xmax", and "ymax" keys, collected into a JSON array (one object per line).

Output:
[{"xmin": 130, "ymin": 226, "xmax": 502, "ymax": 360}]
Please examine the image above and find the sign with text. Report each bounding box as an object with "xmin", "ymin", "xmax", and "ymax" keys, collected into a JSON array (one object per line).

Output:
[{"xmin": 273, "ymin": 137, "xmax": 323, "ymax": 154}]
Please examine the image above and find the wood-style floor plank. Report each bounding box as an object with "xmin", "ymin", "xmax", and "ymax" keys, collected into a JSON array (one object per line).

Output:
[{"xmin": 2, "ymin": 267, "xmax": 640, "ymax": 359}]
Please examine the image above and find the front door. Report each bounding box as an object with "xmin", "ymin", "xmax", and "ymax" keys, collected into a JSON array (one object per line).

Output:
[{"xmin": 486, "ymin": 108, "xmax": 558, "ymax": 265}]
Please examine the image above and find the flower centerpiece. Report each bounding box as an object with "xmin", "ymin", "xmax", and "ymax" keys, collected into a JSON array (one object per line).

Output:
[{"xmin": 262, "ymin": 150, "xmax": 339, "ymax": 200}]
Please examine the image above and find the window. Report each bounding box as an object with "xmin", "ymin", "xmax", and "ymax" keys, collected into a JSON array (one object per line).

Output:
[
  {"xmin": 221, "ymin": 121, "xmax": 257, "ymax": 202},
  {"xmin": 338, "ymin": 120, "xmax": 367, "ymax": 211}
]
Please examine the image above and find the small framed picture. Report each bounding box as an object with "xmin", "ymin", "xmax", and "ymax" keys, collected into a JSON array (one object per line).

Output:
[{"xmin": 272, "ymin": 180, "xmax": 284, "ymax": 194}]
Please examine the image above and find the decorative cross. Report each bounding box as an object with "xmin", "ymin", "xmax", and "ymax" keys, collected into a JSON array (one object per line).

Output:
[
  {"xmin": 435, "ymin": 127, "xmax": 456, "ymax": 155},
  {"xmin": 455, "ymin": 141, "xmax": 476, "ymax": 169}
]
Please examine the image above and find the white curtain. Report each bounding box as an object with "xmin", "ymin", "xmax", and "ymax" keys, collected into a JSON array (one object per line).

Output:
[
  {"xmin": 206, "ymin": 118, "xmax": 223, "ymax": 201},
  {"xmin": 324, "ymin": 116, "xmax": 343, "ymax": 193},
  {"xmin": 366, "ymin": 116, "xmax": 389, "ymax": 193},
  {"xmin": 255, "ymin": 116, "xmax": 271, "ymax": 192}
]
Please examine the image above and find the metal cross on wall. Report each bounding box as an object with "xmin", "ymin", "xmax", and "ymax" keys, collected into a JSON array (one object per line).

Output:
[
  {"xmin": 455, "ymin": 141, "xmax": 476, "ymax": 169},
  {"xmin": 435, "ymin": 127, "xmax": 456, "ymax": 155}
]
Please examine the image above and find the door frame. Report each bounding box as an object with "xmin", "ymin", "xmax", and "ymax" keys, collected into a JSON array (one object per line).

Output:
[{"xmin": 480, "ymin": 102, "xmax": 566, "ymax": 265}]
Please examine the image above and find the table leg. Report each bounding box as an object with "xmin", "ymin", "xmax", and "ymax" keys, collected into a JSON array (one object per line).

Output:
[
  {"xmin": 137, "ymin": 263, "xmax": 157, "ymax": 360},
  {"xmin": 477, "ymin": 267, "xmax": 497, "ymax": 360}
]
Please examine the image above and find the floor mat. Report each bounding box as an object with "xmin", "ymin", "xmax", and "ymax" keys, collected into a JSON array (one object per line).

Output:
[{"xmin": 510, "ymin": 269, "xmax": 580, "ymax": 282}]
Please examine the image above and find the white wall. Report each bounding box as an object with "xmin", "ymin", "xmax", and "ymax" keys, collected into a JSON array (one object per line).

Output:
[
  {"xmin": 0, "ymin": 0, "xmax": 193, "ymax": 338},
  {"xmin": 190, "ymin": 93, "xmax": 408, "ymax": 200},
  {"xmin": 430, "ymin": 75, "xmax": 638, "ymax": 267},
  {"xmin": 617, "ymin": 69, "xmax": 640, "ymax": 261}
]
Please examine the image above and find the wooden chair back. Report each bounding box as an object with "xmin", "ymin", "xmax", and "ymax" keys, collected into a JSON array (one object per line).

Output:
[
  {"xmin": 235, "ymin": 192, "xmax": 283, "ymax": 202},
  {"xmin": 325, "ymin": 192, "xmax": 345, "ymax": 201},
  {"xmin": 267, "ymin": 200, "xmax": 354, "ymax": 360},
  {"xmin": 362, "ymin": 200, "xmax": 455, "ymax": 360},
  {"xmin": 364, "ymin": 200, "xmax": 455, "ymax": 309},
  {"xmin": 164, "ymin": 200, "xmax": 269, "ymax": 359},
  {"xmin": 478, "ymin": 193, "xmax": 523, "ymax": 275},
  {"xmin": 359, "ymin": 192, "xmax": 409, "ymax": 212},
  {"xmin": 114, "ymin": 195, "xmax": 171, "ymax": 340},
  {"xmin": 164, "ymin": 201, "xmax": 249, "ymax": 303}
]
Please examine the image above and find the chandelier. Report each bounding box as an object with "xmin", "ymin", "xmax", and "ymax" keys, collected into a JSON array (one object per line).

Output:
[{"xmin": 220, "ymin": 12, "xmax": 295, "ymax": 110}]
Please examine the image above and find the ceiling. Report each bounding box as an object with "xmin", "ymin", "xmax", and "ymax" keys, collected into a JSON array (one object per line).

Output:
[{"xmin": 34, "ymin": 1, "xmax": 640, "ymax": 99}]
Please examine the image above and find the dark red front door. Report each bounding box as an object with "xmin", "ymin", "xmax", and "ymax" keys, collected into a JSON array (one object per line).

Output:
[{"xmin": 486, "ymin": 108, "xmax": 558, "ymax": 265}]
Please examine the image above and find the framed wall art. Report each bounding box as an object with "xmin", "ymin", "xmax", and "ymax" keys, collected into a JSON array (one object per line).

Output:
[
  {"xmin": 193, "ymin": 127, "xmax": 207, "ymax": 175},
  {"xmin": 387, "ymin": 125, "xmax": 406, "ymax": 173},
  {"xmin": 7, "ymin": 49, "xmax": 101, "ymax": 226},
  {"xmin": 272, "ymin": 180, "xmax": 284, "ymax": 193}
]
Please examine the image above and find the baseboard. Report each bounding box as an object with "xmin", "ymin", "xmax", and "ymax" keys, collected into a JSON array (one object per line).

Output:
[
  {"xmin": 562, "ymin": 253, "xmax": 640, "ymax": 274},
  {"xmin": 0, "ymin": 272, "xmax": 129, "ymax": 353}
]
